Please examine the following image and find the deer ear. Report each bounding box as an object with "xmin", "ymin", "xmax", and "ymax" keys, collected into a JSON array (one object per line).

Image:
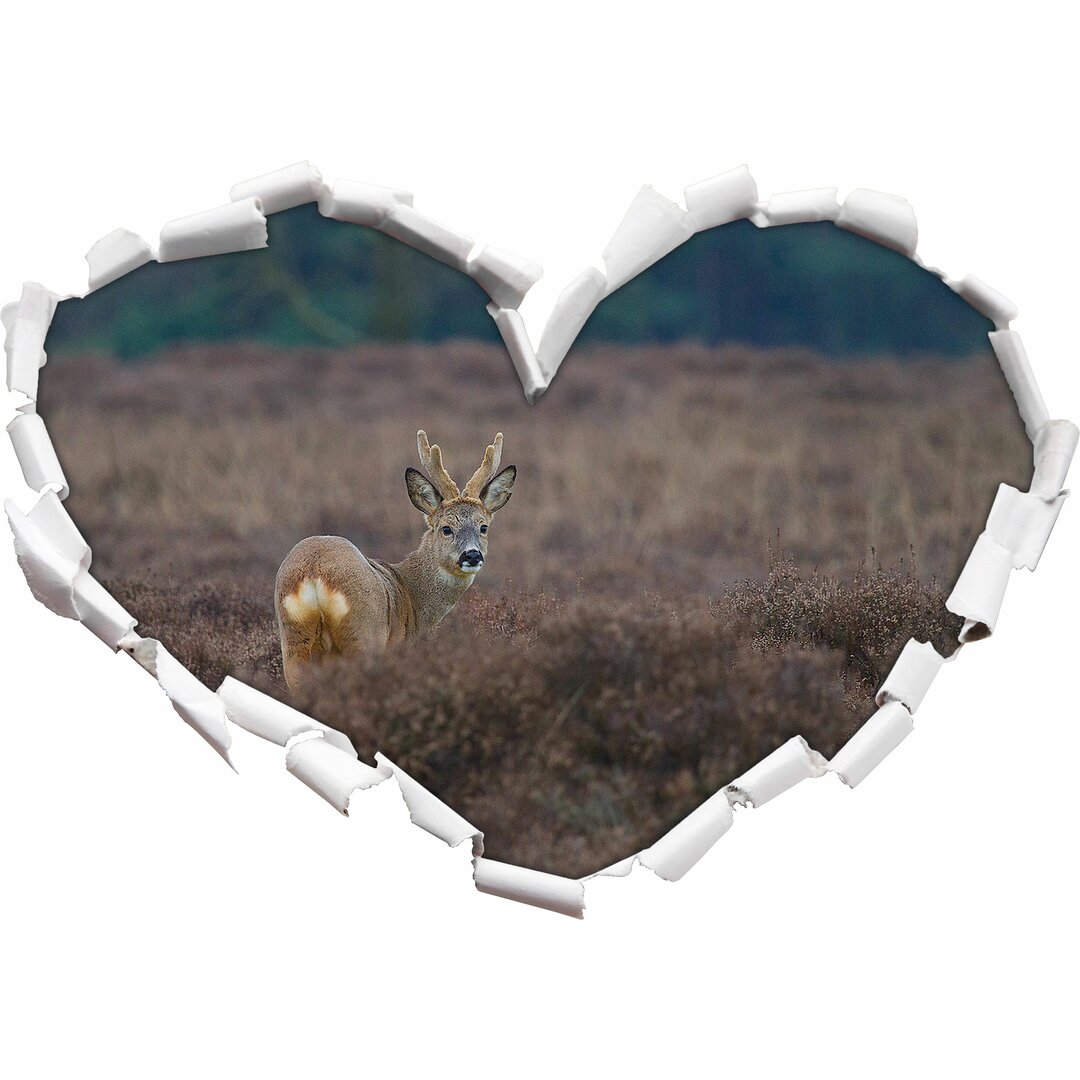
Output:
[
  {"xmin": 480, "ymin": 464, "xmax": 516, "ymax": 512},
  {"xmin": 406, "ymin": 467, "xmax": 442, "ymax": 515}
]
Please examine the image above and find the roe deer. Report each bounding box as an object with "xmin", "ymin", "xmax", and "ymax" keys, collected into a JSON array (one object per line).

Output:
[{"xmin": 275, "ymin": 430, "xmax": 516, "ymax": 688}]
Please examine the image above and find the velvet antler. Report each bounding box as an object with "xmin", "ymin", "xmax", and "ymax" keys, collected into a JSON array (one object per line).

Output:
[
  {"xmin": 416, "ymin": 430, "xmax": 460, "ymax": 499},
  {"xmin": 462, "ymin": 432, "xmax": 504, "ymax": 500}
]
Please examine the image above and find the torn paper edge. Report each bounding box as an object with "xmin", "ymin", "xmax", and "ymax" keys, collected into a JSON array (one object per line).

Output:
[
  {"xmin": 835, "ymin": 188, "xmax": 918, "ymax": 256},
  {"xmin": 949, "ymin": 274, "xmax": 1018, "ymax": 329},
  {"xmin": 989, "ymin": 330, "xmax": 1049, "ymax": 440},
  {"xmin": 751, "ymin": 187, "xmax": 841, "ymax": 227},
  {"xmin": 1031, "ymin": 419, "xmax": 1079, "ymax": 500},
  {"xmin": 285, "ymin": 734, "xmax": 387, "ymax": 814},
  {"xmin": 158, "ymin": 197, "xmax": 268, "ymax": 262},
  {"xmin": 487, "ymin": 305, "xmax": 545, "ymax": 403},
  {"xmin": 875, "ymin": 639, "xmax": 947, "ymax": 712},
  {"xmin": 829, "ymin": 701, "xmax": 914, "ymax": 789},
  {"xmin": 379, "ymin": 203, "xmax": 474, "ymax": 272},
  {"xmin": 121, "ymin": 634, "xmax": 234, "ymax": 766},
  {"xmin": 5, "ymin": 282, "xmax": 59, "ymax": 400},
  {"xmin": 593, "ymin": 736, "xmax": 828, "ymax": 884},
  {"xmin": 87, "ymin": 230, "xmax": 156, "ymax": 291},
  {"xmin": 317, "ymin": 178, "xmax": 414, "ymax": 227},
  {"xmin": 947, "ymin": 532, "xmax": 1014, "ymax": 640},
  {"xmin": 374, "ymin": 753, "xmax": 484, "ymax": 857},
  {"xmin": 7, "ymin": 410, "xmax": 69, "ymax": 498},
  {"xmin": 229, "ymin": 160, "xmax": 329, "ymax": 216},
  {"xmin": 683, "ymin": 164, "xmax": 758, "ymax": 231},
  {"xmin": 5, "ymin": 161, "xmax": 1075, "ymax": 919},
  {"xmin": 216, "ymin": 675, "xmax": 357, "ymax": 757},
  {"xmin": 601, "ymin": 185, "xmax": 696, "ymax": 294},
  {"xmin": 474, "ymin": 859, "xmax": 585, "ymax": 919},
  {"xmin": 467, "ymin": 245, "xmax": 543, "ymax": 310},
  {"xmin": 984, "ymin": 483, "xmax": 1067, "ymax": 570},
  {"xmin": 584, "ymin": 727, "xmax": 893, "ymax": 886},
  {"xmin": 726, "ymin": 735, "xmax": 829, "ymax": 808},
  {"xmin": 535, "ymin": 266, "xmax": 607, "ymax": 384}
]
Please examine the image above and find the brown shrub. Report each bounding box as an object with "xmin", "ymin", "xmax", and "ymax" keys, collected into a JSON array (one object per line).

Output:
[
  {"xmin": 104, "ymin": 554, "xmax": 957, "ymax": 879},
  {"xmin": 106, "ymin": 575, "xmax": 282, "ymax": 688}
]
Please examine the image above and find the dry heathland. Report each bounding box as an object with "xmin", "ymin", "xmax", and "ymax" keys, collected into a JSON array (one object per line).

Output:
[{"xmin": 42, "ymin": 341, "xmax": 1030, "ymax": 876}]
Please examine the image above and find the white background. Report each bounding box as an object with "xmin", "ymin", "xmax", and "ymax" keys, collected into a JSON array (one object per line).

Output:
[{"xmin": 1, "ymin": 2, "xmax": 1077, "ymax": 1075}]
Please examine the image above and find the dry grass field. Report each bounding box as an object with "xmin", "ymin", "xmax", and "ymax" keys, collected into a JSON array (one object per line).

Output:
[{"xmin": 40, "ymin": 340, "xmax": 1031, "ymax": 876}]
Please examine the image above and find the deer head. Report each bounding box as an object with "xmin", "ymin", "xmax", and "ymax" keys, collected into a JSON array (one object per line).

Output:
[{"xmin": 405, "ymin": 430, "xmax": 517, "ymax": 580}]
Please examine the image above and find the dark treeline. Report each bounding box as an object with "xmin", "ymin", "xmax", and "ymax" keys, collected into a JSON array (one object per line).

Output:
[{"xmin": 46, "ymin": 203, "xmax": 993, "ymax": 361}]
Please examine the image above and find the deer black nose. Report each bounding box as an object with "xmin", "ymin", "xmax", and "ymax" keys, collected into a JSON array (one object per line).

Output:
[{"xmin": 459, "ymin": 548, "xmax": 483, "ymax": 567}]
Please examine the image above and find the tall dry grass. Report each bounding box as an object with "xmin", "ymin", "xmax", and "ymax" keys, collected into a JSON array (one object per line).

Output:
[{"xmin": 42, "ymin": 340, "xmax": 1030, "ymax": 591}]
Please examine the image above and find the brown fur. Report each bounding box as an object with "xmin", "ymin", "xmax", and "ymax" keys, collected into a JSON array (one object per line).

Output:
[{"xmin": 275, "ymin": 431, "xmax": 516, "ymax": 688}]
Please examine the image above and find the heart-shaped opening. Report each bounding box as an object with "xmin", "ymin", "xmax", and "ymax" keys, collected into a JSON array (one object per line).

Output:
[{"xmin": 7, "ymin": 164, "xmax": 1073, "ymax": 915}]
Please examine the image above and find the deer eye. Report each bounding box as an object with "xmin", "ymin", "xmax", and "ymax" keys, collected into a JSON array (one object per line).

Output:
[
  {"xmin": 441, "ymin": 526, "xmax": 453, "ymax": 537},
  {"xmin": 479, "ymin": 524, "xmax": 488, "ymax": 534}
]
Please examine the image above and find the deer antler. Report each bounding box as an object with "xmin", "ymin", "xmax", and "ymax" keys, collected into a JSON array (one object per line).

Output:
[
  {"xmin": 416, "ymin": 430, "xmax": 460, "ymax": 499},
  {"xmin": 462, "ymin": 432, "xmax": 504, "ymax": 500}
]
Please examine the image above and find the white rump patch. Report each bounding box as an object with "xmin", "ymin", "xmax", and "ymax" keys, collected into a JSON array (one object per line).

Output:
[{"xmin": 282, "ymin": 577, "xmax": 350, "ymax": 623}]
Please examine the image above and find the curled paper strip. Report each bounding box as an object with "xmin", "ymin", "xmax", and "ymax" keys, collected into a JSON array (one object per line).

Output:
[
  {"xmin": 1030, "ymin": 419, "xmax": 1079, "ymax": 500},
  {"xmin": 6, "ymin": 497, "xmax": 81, "ymax": 619},
  {"xmin": 25, "ymin": 489, "xmax": 89, "ymax": 571},
  {"xmin": 836, "ymin": 188, "xmax": 918, "ymax": 256},
  {"xmin": 947, "ymin": 532, "xmax": 1014, "ymax": 641},
  {"xmin": 474, "ymin": 858, "xmax": 585, "ymax": 919},
  {"xmin": 602, "ymin": 185, "xmax": 696, "ymax": 294},
  {"xmin": 752, "ymin": 187, "xmax": 840, "ymax": 227},
  {"xmin": 597, "ymin": 737, "xmax": 828, "ymax": 884},
  {"xmin": 216, "ymin": 675, "xmax": 356, "ymax": 755},
  {"xmin": 229, "ymin": 161, "xmax": 328, "ymax": 216},
  {"xmin": 638, "ymin": 787, "xmax": 734, "ymax": 882},
  {"xmin": 535, "ymin": 266, "xmax": 607, "ymax": 382},
  {"xmin": 6, "ymin": 495, "xmax": 135, "ymax": 648},
  {"xmin": 124, "ymin": 635, "xmax": 233, "ymax": 765},
  {"xmin": 374, "ymin": 754, "xmax": 483, "ymax": 853},
  {"xmin": 487, "ymin": 305, "xmax": 545, "ymax": 404},
  {"xmin": 726, "ymin": 735, "xmax": 828, "ymax": 807},
  {"xmin": 158, "ymin": 197, "xmax": 268, "ymax": 262},
  {"xmin": 683, "ymin": 164, "xmax": 759, "ymax": 231},
  {"xmin": 988, "ymin": 331, "xmax": 1050, "ymax": 441},
  {"xmin": 72, "ymin": 572, "xmax": 137, "ymax": 650},
  {"xmin": 380, "ymin": 204, "xmax": 474, "ymax": 272},
  {"xmin": 985, "ymin": 483, "xmax": 1067, "ymax": 570},
  {"xmin": 318, "ymin": 179, "xmax": 413, "ymax": 228},
  {"xmin": 467, "ymin": 244, "xmax": 543, "ymax": 309},
  {"xmin": 7, "ymin": 411, "xmax": 69, "ymax": 497},
  {"xmin": 829, "ymin": 701, "xmax": 914, "ymax": 788},
  {"xmin": 86, "ymin": 229, "xmax": 155, "ymax": 292},
  {"xmin": 875, "ymin": 639, "xmax": 946, "ymax": 712},
  {"xmin": 285, "ymin": 734, "xmax": 387, "ymax": 815},
  {"xmin": 5, "ymin": 282, "xmax": 59, "ymax": 400},
  {"xmin": 585, "ymin": 855, "xmax": 638, "ymax": 880},
  {"xmin": 950, "ymin": 274, "xmax": 1018, "ymax": 329}
]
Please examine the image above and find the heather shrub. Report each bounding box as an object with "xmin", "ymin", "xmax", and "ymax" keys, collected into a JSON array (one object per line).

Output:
[
  {"xmin": 106, "ymin": 553, "xmax": 959, "ymax": 877},
  {"xmin": 731, "ymin": 544, "xmax": 963, "ymax": 684},
  {"xmin": 106, "ymin": 575, "xmax": 282, "ymax": 688}
]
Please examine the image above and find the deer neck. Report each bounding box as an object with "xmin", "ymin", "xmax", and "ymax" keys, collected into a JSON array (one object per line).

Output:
[{"xmin": 392, "ymin": 534, "xmax": 475, "ymax": 630}]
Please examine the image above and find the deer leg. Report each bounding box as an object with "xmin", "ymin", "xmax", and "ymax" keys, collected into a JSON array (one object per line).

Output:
[{"xmin": 278, "ymin": 608, "xmax": 326, "ymax": 690}]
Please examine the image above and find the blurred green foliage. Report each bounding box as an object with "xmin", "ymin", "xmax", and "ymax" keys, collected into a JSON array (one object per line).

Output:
[
  {"xmin": 579, "ymin": 220, "xmax": 993, "ymax": 356},
  {"xmin": 46, "ymin": 204, "xmax": 993, "ymax": 360}
]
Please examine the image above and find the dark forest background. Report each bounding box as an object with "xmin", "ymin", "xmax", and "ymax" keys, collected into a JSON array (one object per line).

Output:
[{"xmin": 46, "ymin": 204, "xmax": 993, "ymax": 362}]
